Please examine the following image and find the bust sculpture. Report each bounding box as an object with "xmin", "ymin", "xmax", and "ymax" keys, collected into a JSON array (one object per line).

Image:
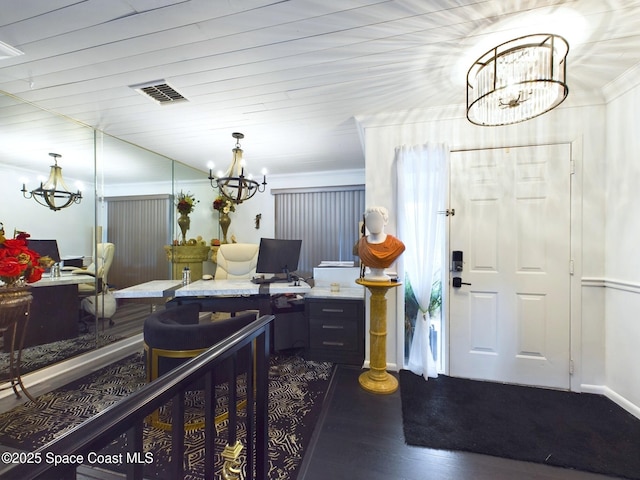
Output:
[{"xmin": 357, "ymin": 206, "xmax": 405, "ymax": 281}]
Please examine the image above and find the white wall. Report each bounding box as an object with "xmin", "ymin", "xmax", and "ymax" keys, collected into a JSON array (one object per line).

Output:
[
  {"xmin": 357, "ymin": 99, "xmax": 609, "ymax": 396},
  {"xmin": 603, "ymin": 79, "xmax": 640, "ymax": 414},
  {"xmin": 104, "ymin": 169, "xmax": 365, "ymax": 277},
  {"xmin": 0, "ymin": 163, "xmax": 95, "ymax": 258},
  {"xmin": 106, "ymin": 168, "xmax": 365, "ymax": 245}
]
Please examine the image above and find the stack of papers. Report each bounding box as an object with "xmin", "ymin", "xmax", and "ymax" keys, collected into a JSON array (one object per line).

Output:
[{"xmin": 318, "ymin": 261, "xmax": 356, "ymax": 267}]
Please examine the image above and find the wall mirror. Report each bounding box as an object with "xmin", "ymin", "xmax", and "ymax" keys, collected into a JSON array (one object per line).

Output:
[{"xmin": 0, "ymin": 91, "xmax": 195, "ymax": 376}]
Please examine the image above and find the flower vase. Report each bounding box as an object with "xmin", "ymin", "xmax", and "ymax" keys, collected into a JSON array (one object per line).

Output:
[
  {"xmin": 219, "ymin": 212, "xmax": 231, "ymax": 244},
  {"xmin": 0, "ymin": 285, "xmax": 34, "ymax": 400},
  {"xmin": 177, "ymin": 213, "xmax": 191, "ymax": 245},
  {"xmin": 0, "ymin": 286, "xmax": 32, "ymax": 332}
]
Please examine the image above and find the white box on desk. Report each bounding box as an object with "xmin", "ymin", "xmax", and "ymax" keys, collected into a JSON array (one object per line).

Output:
[{"xmin": 313, "ymin": 265, "xmax": 360, "ymax": 288}]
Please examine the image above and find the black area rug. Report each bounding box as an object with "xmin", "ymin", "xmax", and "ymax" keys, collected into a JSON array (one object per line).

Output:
[
  {"xmin": 399, "ymin": 372, "xmax": 640, "ymax": 479},
  {"xmin": 0, "ymin": 352, "xmax": 334, "ymax": 479}
]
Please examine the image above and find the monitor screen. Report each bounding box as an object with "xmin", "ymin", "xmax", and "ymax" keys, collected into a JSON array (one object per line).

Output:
[
  {"xmin": 27, "ymin": 239, "xmax": 61, "ymax": 264},
  {"xmin": 255, "ymin": 238, "xmax": 302, "ymax": 280}
]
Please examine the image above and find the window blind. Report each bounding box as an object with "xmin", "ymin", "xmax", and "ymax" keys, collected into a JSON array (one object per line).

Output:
[
  {"xmin": 106, "ymin": 194, "xmax": 172, "ymax": 289},
  {"xmin": 274, "ymin": 186, "xmax": 365, "ymax": 277}
]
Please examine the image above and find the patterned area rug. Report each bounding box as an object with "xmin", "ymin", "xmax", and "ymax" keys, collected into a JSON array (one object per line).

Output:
[
  {"xmin": 0, "ymin": 351, "xmax": 334, "ymax": 479},
  {"xmin": 0, "ymin": 332, "xmax": 123, "ymax": 376}
]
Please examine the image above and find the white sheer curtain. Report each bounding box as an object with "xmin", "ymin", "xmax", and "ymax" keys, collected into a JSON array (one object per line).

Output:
[{"xmin": 396, "ymin": 142, "xmax": 448, "ymax": 380}]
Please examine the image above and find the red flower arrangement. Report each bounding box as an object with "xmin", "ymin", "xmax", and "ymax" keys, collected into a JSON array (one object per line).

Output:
[
  {"xmin": 176, "ymin": 191, "xmax": 198, "ymax": 215},
  {"xmin": 213, "ymin": 195, "xmax": 235, "ymax": 214},
  {"xmin": 0, "ymin": 230, "xmax": 49, "ymax": 287}
]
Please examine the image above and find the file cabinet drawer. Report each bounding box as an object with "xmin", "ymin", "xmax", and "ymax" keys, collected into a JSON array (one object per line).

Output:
[
  {"xmin": 309, "ymin": 317, "xmax": 359, "ymax": 351},
  {"xmin": 305, "ymin": 297, "xmax": 364, "ymax": 365},
  {"xmin": 307, "ymin": 301, "xmax": 360, "ymax": 319}
]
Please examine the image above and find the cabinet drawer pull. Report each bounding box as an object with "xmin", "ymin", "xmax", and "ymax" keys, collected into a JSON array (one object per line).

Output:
[
  {"xmin": 322, "ymin": 325, "xmax": 344, "ymax": 330},
  {"xmin": 322, "ymin": 308, "xmax": 344, "ymax": 313},
  {"xmin": 323, "ymin": 341, "xmax": 344, "ymax": 347}
]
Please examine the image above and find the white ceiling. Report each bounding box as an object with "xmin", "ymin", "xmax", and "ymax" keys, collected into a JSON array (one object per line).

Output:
[{"xmin": 1, "ymin": 0, "xmax": 639, "ymax": 183}]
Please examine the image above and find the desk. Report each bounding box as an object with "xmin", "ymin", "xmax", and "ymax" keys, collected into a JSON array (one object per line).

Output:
[
  {"xmin": 175, "ymin": 279, "xmax": 310, "ymax": 296},
  {"xmin": 114, "ymin": 279, "xmax": 311, "ymax": 350},
  {"xmin": 111, "ymin": 280, "xmax": 183, "ymax": 299},
  {"xmin": 5, "ymin": 273, "xmax": 96, "ymax": 352},
  {"xmin": 114, "ymin": 279, "xmax": 311, "ymax": 315},
  {"xmin": 113, "ymin": 279, "xmax": 311, "ymax": 299}
]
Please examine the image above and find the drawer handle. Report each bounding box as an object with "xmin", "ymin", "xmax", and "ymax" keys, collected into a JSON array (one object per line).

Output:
[
  {"xmin": 322, "ymin": 325, "xmax": 344, "ymax": 330},
  {"xmin": 322, "ymin": 341, "xmax": 344, "ymax": 347},
  {"xmin": 321, "ymin": 308, "xmax": 344, "ymax": 313}
]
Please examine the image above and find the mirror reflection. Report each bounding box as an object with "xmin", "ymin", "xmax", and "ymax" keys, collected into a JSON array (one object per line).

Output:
[
  {"xmin": 0, "ymin": 93, "xmax": 98, "ymax": 377},
  {"xmin": 0, "ymin": 91, "xmax": 209, "ymax": 378}
]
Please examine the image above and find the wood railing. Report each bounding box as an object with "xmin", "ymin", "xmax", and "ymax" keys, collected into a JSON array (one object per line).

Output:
[{"xmin": 2, "ymin": 314, "xmax": 274, "ymax": 480}]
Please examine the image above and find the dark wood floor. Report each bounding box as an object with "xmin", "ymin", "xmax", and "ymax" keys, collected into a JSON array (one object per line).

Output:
[{"xmin": 298, "ymin": 365, "xmax": 618, "ymax": 480}]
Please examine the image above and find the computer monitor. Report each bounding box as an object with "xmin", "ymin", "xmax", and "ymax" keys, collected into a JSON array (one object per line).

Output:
[
  {"xmin": 255, "ymin": 238, "xmax": 302, "ymax": 282},
  {"xmin": 27, "ymin": 239, "xmax": 61, "ymax": 266}
]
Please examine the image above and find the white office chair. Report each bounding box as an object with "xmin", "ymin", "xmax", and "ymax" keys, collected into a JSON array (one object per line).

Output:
[
  {"xmin": 214, "ymin": 243, "xmax": 259, "ymax": 280},
  {"xmin": 210, "ymin": 243, "xmax": 260, "ymax": 318},
  {"xmin": 76, "ymin": 242, "xmax": 116, "ymax": 329},
  {"xmin": 75, "ymin": 242, "xmax": 115, "ymax": 294}
]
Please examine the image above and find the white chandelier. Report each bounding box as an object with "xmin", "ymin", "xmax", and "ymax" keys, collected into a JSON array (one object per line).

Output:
[
  {"xmin": 466, "ymin": 34, "xmax": 569, "ymax": 126},
  {"xmin": 208, "ymin": 132, "xmax": 267, "ymax": 204},
  {"xmin": 21, "ymin": 153, "xmax": 82, "ymax": 211}
]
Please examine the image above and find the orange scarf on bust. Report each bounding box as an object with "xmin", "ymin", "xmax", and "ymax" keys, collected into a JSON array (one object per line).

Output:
[{"xmin": 357, "ymin": 235, "xmax": 405, "ymax": 269}]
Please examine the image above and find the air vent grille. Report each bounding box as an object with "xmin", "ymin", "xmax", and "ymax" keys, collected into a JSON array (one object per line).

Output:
[{"xmin": 130, "ymin": 80, "xmax": 188, "ymax": 104}]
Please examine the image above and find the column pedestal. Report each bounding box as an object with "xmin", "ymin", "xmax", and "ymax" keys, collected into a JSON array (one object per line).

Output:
[
  {"xmin": 356, "ymin": 278, "xmax": 401, "ymax": 394},
  {"xmin": 164, "ymin": 245, "xmax": 210, "ymax": 281}
]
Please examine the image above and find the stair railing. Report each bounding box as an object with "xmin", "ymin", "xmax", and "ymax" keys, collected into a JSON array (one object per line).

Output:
[{"xmin": 2, "ymin": 314, "xmax": 273, "ymax": 480}]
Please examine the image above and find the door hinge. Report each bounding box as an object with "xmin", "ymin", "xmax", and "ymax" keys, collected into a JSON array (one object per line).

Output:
[
  {"xmin": 569, "ymin": 359, "xmax": 574, "ymax": 375},
  {"xmin": 569, "ymin": 259, "xmax": 574, "ymax": 275},
  {"xmin": 570, "ymin": 159, "xmax": 576, "ymax": 175}
]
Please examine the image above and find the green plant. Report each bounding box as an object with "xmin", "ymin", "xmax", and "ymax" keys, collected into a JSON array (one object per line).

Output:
[{"xmin": 428, "ymin": 278, "xmax": 442, "ymax": 317}]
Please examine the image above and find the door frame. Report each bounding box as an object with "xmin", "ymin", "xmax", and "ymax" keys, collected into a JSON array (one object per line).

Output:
[{"xmin": 441, "ymin": 138, "xmax": 584, "ymax": 392}]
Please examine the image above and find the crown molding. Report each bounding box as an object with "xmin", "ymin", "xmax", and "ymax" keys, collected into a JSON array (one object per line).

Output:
[
  {"xmin": 602, "ymin": 62, "xmax": 640, "ymax": 103},
  {"xmin": 0, "ymin": 40, "xmax": 24, "ymax": 60}
]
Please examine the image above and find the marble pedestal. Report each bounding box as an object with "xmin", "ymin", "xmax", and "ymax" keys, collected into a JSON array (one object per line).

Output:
[{"xmin": 356, "ymin": 278, "xmax": 401, "ymax": 394}]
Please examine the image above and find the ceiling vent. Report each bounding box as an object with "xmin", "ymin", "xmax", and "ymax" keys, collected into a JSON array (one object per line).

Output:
[{"xmin": 130, "ymin": 80, "xmax": 188, "ymax": 105}]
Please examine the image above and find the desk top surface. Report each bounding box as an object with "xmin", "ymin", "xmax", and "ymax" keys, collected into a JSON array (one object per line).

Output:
[
  {"xmin": 305, "ymin": 286, "xmax": 364, "ymax": 300},
  {"xmin": 113, "ymin": 279, "xmax": 311, "ymax": 298},
  {"xmin": 32, "ymin": 272, "xmax": 96, "ymax": 288}
]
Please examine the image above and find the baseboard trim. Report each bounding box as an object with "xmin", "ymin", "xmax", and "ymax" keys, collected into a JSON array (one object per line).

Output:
[
  {"xmin": 362, "ymin": 360, "xmax": 400, "ymax": 372},
  {"xmin": 581, "ymin": 383, "xmax": 640, "ymax": 419}
]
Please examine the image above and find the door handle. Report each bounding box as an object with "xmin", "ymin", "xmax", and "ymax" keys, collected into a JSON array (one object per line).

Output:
[{"xmin": 452, "ymin": 277, "xmax": 471, "ymax": 288}]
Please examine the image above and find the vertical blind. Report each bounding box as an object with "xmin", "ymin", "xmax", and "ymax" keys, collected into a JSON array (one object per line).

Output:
[
  {"xmin": 274, "ymin": 186, "xmax": 365, "ymax": 277},
  {"xmin": 106, "ymin": 194, "xmax": 172, "ymax": 289}
]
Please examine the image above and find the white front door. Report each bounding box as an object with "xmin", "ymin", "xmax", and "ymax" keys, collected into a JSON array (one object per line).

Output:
[{"xmin": 448, "ymin": 144, "xmax": 572, "ymax": 389}]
